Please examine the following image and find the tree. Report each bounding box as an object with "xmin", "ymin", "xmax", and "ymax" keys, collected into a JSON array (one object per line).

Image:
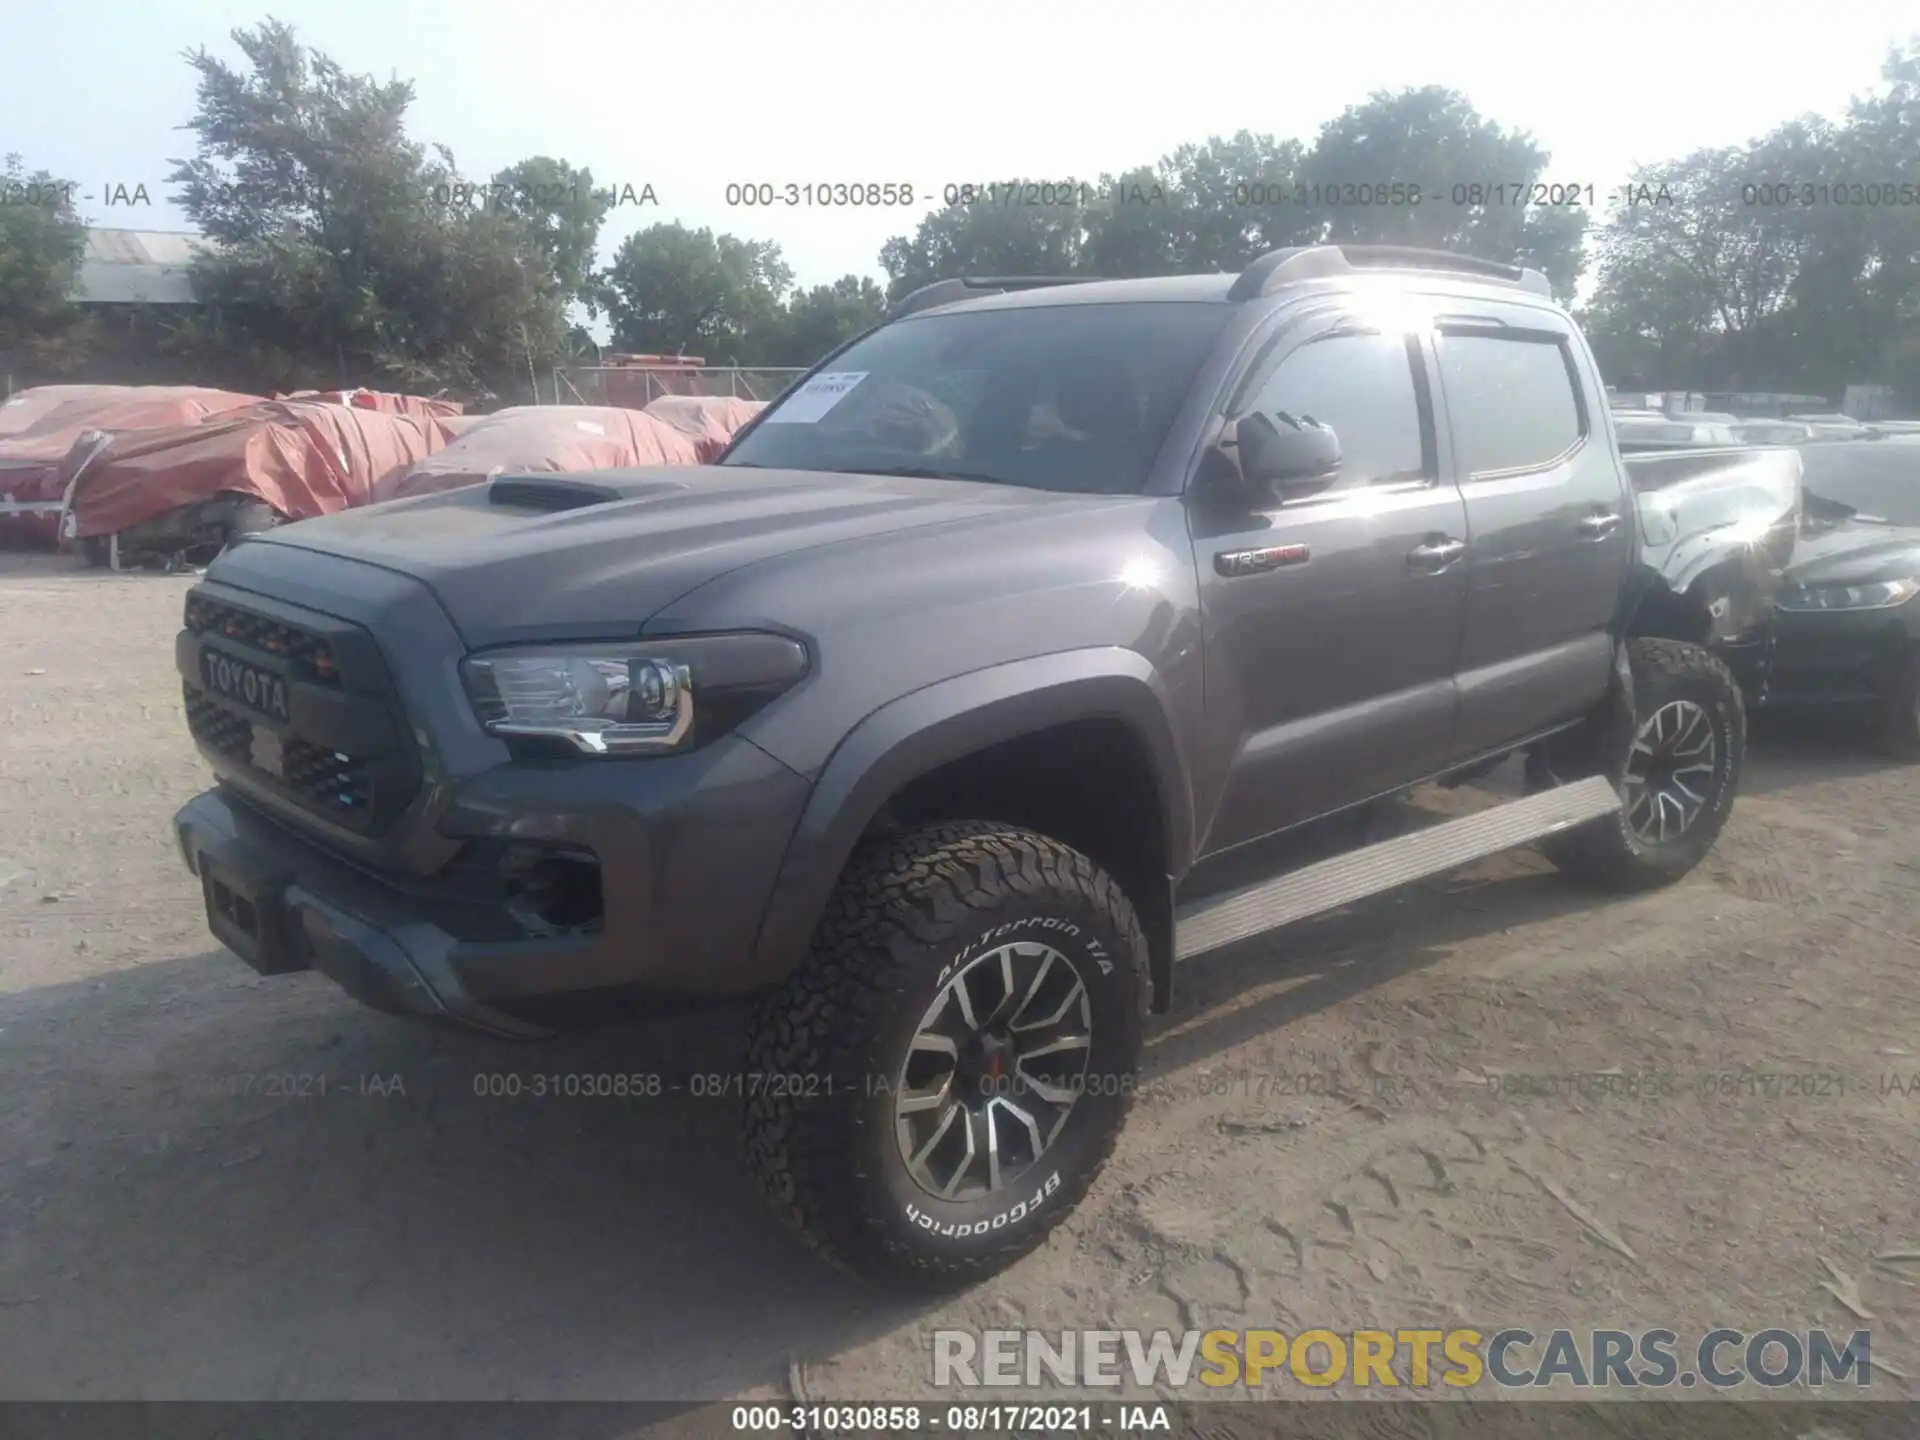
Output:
[
  {"xmin": 1800, "ymin": 37, "xmax": 1920, "ymax": 403},
  {"xmin": 601, "ymin": 222, "xmax": 792, "ymax": 360},
  {"xmin": 0, "ymin": 154, "xmax": 96, "ymax": 376},
  {"xmin": 486, "ymin": 155, "xmax": 616, "ymax": 315},
  {"xmin": 869, "ymin": 64, "xmax": 1913, "ymax": 402},
  {"xmin": 1577, "ymin": 242, "xmax": 1717, "ymax": 388},
  {"xmin": 1076, "ymin": 135, "xmax": 1313, "ymax": 278},
  {"xmin": 759, "ymin": 274, "xmax": 887, "ymax": 366},
  {"xmin": 1297, "ymin": 87, "xmax": 1589, "ymax": 299},
  {"xmin": 875, "ymin": 94, "xmax": 1591, "ymax": 303},
  {"xmin": 1152, "ymin": 132, "xmax": 1316, "ymax": 271},
  {"xmin": 1585, "ymin": 127, "xmax": 1831, "ymax": 389},
  {"xmin": 878, "ymin": 191, "xmax": 1087, "ymax": 303},
  {"xmin": 1579, "ymin": 38, "xmax": 1920, "ymax": 400},
  {"xmin": 164, "ymin": 20, "xmax": 598, "ymax": 397}
]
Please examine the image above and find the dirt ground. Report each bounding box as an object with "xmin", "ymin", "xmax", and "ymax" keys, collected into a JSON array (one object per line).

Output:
[{"xmin": 1, "ymin": 549, "xmax": 1917, "ymax": 1420}]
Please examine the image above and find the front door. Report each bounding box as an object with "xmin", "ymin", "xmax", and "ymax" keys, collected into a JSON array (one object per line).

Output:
[{"xmin": 1191, "ymin": 318, "xmax": 1470, "ymax": 855}]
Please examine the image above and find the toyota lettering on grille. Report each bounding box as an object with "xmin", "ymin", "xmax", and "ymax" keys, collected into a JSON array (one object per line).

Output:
[{"xmin": 200, "ymin": 647, "xmax": 291, "ymax": 724}]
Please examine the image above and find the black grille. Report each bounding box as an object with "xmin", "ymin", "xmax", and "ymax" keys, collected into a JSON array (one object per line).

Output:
[
  {"xmin": 184, "ymin": 594, "xmax": 340, "ymax": 686},
  {"xmin": 181, "ymin": 585, "xmax": 420, "ymax": 837},
  {"xmin": 184, "ymin": 683, "xmax": 254, "ymax": 760},
  {"xmin": 282, "ymin": 737, "xmax": 374, "ymax": 816}
]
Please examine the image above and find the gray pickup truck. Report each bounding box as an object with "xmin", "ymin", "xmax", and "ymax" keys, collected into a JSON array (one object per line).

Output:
[{"xmin": 170, "ymin": 246, "xmax": 1800, "ymax": 1287}]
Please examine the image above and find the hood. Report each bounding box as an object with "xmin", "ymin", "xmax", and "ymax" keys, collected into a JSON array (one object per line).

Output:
[
  {"xmin": 231, "ymin": 465, "xmax": 1077, "ymax": 647},
  {"xmin": 1783, "ymin": 517, "xmax": 1920, "ymax": 587}
]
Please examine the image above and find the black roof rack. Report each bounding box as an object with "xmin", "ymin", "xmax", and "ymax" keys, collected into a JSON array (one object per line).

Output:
[
  {"xmin": 887, "ymin": 275, "xmax": 1106, "ymax": 320},
  {"xmin": 1227, "ymin": 245, "xmax": 1553, "ymax": 302}
]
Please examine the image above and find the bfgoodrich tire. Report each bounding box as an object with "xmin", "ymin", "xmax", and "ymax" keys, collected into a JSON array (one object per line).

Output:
[
  {"xmin": 1527, "ymin": 637, "xmax": 1745, "ymax": 891},
  {"xmin": 742, "ymin": 821, "xmax": 1148, "ymax": 1289}
]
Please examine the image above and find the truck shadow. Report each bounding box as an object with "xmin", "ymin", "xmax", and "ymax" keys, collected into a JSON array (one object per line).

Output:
[
  {"xmin": 0, "ymin": 867, "xmax": 1589, "ymax": 1414},
  {"xmin": 1150, "ymin": 848, "xmax": 1585, "ymax": 1083},
  {"xmin": 0, "ymin": 756, "xmax": 1823, "ymax": 1411},
  {"xmin": 1740, "ymin": 708, "xmax": 1900, "ymax": 795},
  {"xmin": 1146, "ymin": 739, "xmax": 1845, "ymax": 1078},
  {"xmin": 0, "ymin": 959, "xmax": 919, "ymax": 1412}
]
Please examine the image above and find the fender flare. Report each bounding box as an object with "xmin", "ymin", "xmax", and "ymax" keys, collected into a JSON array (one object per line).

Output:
[
  {"xmin": 747, "ymin": 647, "xmax": 1194, "ymax": 987},
  {"xmin": 1628, "ymin": 513, "xmax": 1791, "ymax": 653}
]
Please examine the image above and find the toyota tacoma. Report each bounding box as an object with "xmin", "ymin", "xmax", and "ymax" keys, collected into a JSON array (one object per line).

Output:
[{"xmin": 171, "ymin": 246, "xmax": 1799, "ymax": 1287}]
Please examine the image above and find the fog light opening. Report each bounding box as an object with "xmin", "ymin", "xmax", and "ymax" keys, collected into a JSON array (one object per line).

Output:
[{"xmin": 501, "ymin": 845, "xmax": 604, "ymax": 938}]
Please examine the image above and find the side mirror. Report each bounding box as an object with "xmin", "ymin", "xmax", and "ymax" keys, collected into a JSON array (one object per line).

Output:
[{"xmin": 1233, "ymin": 411, "xmax": 1342, "ymax": 498}]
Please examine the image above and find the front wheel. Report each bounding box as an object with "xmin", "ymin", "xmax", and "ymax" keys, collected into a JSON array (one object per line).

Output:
[
  {"xmin": 742, "ymin": 821, "xmax": 1148, "ymax": 1288},
  {"xmin": 1527, "ymin": 637, "xmax": 1745, "ymax": 891}
]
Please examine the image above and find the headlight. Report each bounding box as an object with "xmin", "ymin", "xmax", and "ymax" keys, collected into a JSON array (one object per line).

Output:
[
  {"xmin": 461, "ymin": 632, "xmax": 808, "ymax": 755},
  {"xmin": 1777, "ymin": 576, "xmax": 1920, "ymax": 612}
]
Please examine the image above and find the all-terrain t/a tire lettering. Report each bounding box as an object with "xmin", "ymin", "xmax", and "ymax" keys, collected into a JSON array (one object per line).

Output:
[{"xmin": 742, "ymin": 821, "xmax": 1148, "ymax": 1287}]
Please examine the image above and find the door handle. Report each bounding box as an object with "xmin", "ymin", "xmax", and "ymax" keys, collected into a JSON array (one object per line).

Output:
[
  {"xmin": 1578, "ymin": 511, "xmax": 1622, "ymax": 540},
  {"xmin": 1408, "ymin": 537, "xmax": 1466, "ymax": 571}
]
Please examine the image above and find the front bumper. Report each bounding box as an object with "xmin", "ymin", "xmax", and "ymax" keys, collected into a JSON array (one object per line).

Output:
[
  {"xmin": 174, "ymin": 731, "xmax": 814, "ymax": 1037},
  {"xmin": 1762, "ymin": 602, "xmax": 1920, "ymax": 708}
]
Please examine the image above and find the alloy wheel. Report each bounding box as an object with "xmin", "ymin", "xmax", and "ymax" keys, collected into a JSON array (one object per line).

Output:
[
  {"xmin": 1622, "ymin": 699, "xmax": 1717, "ymax": 845},
  {"xmin": 894, "ymin": 941, "xmax": 1093, "ymax": 1201}
]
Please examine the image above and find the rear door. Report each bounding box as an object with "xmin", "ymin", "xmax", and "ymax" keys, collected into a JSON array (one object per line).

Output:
[
  {"xmin": 1432, "ymin": 310, "xmax": 1634, "ymax": 759},
  {"xmin": 1191, "ymin": 310, "xmax": 1470, "ymax": 854}
]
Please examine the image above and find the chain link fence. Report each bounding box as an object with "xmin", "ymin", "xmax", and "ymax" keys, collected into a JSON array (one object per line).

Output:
[{"xmin": 552, "ymin": 365, "xmax": 807, "ymax": 410}]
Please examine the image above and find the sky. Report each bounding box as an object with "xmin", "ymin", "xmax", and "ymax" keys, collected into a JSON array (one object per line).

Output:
[{"xmin": 5, "ymin": 0, "xmax": 1914, "ymax": 305}]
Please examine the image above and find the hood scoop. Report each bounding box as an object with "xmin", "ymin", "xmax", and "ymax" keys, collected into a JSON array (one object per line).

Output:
[{"xmin": 488, "ymin": 474, "xmax": 693, "ymax": 512}]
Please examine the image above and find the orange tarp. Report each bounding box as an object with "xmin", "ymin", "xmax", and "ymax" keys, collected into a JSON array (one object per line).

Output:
[
  {"xmin": 641, "ymin": 395, "xmax": 766, "ymax": 463},
  {"xmin": 389, "ymin": 405, "xmax": 701, "ymax": 500},
  {"xmin": 70, "ymin": 400, "xmax": 442, "ymax": 539},
  {"xmin": 0, "ymin": 385, "xmax": 265, "ymax": 545}
]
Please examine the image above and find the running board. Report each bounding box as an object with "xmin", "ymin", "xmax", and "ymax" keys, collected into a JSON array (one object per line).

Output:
[{"xmin": 1173, "ymin": 775, "xmax": 1621, "ymax": 963}]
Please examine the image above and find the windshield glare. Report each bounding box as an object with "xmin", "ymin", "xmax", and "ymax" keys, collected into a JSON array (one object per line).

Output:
[{"xmin": 723, "ymin": 301, "xmax": 1233, "ymax": 494}]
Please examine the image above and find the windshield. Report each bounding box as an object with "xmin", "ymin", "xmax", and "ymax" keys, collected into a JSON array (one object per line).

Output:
[{"xmin": 722, "ymin": 301, "xmax": 1233, "ymax": 494}]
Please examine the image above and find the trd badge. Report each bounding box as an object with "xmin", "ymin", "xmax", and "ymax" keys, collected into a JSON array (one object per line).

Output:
[{"xmin": 1215, "ymin": 543, "xmax": 1311, "ymax": 578}]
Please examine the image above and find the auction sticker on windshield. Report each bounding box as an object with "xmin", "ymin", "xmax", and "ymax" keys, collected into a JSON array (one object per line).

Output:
[{"xmin": 765, "ymin": 371, "xmax": 868, "ymax": 424}]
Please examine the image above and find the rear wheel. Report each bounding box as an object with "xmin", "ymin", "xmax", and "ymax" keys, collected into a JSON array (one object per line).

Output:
[
  {"xmin": 1526, "ymin": 638, "xmax": 1744, "ymax": 890},
  {"xmin": 741, "ymin": 821, "xmax": 1147, "ymax": 1288}
]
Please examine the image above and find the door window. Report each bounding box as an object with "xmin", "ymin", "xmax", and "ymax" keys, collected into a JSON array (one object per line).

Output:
[
  {"xmin": 1436, "ymin": 332, "xmax": 1585, "ymax": 476},
  {"xmin": 1238, "ymin": 332, "xmax": 1432, "ymax": 493}
]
